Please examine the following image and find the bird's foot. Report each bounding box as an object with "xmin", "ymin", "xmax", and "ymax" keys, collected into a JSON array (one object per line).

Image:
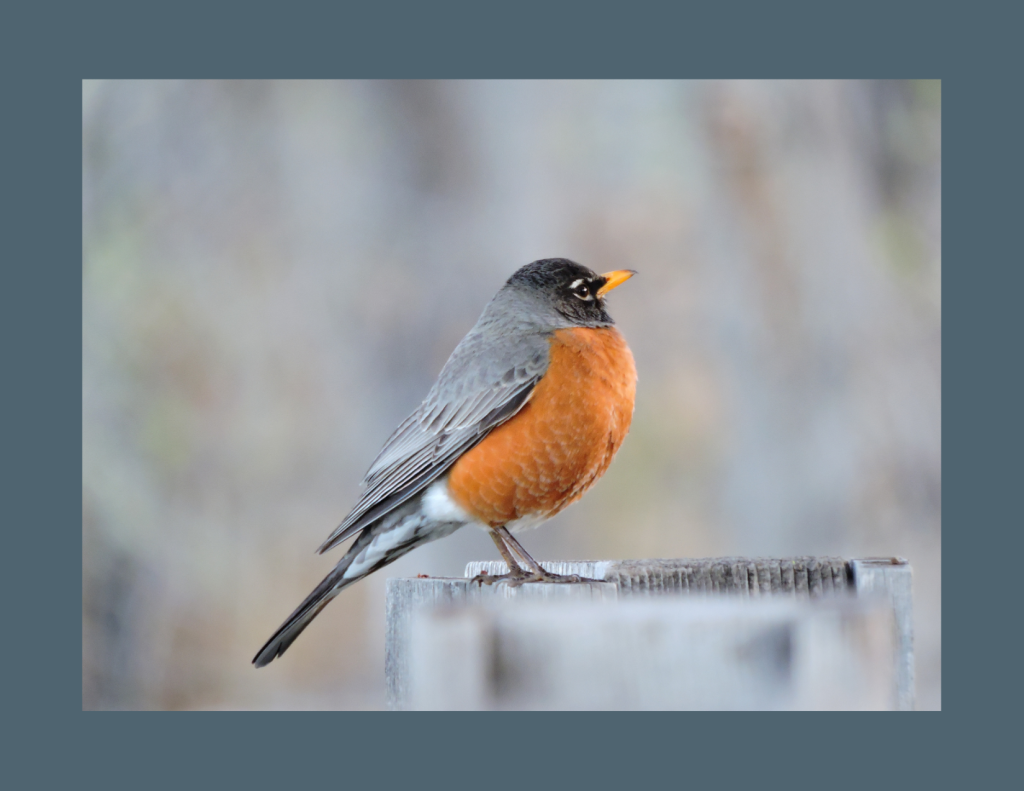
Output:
[
  {"xmin": 506, "ymin": 569, "xmax": 603, "ymax": 587},
  {"xmin": 471, "ymin": 563, "xmax": 602, "ymax": 587},
  {"xmin": 470, "ymin": 567, "xmax": 533, "ymax": 586}
]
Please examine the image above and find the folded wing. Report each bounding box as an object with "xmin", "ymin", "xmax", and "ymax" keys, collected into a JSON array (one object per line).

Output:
[{"xmin": 317, "ymin": 329, "xmax": 551, "ymax": 554}]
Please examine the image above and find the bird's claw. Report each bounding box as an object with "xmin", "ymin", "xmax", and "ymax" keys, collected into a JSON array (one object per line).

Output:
[
  {"xmin": 470, "ymin": 569, "xmax": 532, "ymax": 587},
  {"xmin": 512, "ymin": 571, "xmax": 603, "ymax": 586},
  {"xmin": 471, "ymin": 569, "xmax": 601, "ymax": 587}
]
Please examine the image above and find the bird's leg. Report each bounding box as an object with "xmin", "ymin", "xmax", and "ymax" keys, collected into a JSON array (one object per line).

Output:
[
  {"xmin": 494, "ymin": 526, "xmax": 602, "ymax": 585},
  {"xmin": 470, "ymin": 530, "xmax": 533, "ymax": 586}
]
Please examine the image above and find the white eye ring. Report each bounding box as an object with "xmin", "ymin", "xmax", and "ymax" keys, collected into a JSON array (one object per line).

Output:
[{"xmin": 570, "ymin": 279, "xmax": 593, "ymax": 300}]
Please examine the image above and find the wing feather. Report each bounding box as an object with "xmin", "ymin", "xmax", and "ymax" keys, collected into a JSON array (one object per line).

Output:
[{"xmin": 317, "ymin": 329, "xmax": 550, "ymax": 554}]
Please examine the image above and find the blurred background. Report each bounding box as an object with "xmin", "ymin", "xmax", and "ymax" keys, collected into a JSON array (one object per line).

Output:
[{"xmin": 82, "ymin": 80, "xmax": 941, "ymax": 710}]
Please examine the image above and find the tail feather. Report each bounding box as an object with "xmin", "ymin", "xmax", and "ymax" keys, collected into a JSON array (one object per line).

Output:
[
  {"xmin": 254, "ymin": 492, "xmax": 463, "ymax": 667},
  {"xmin": 254, "ymin": 508, "xmax": 398, "ymax": 668},
  {"xmin": 252, "ymin": 568, "xmax": 356, "ymax": 667}
]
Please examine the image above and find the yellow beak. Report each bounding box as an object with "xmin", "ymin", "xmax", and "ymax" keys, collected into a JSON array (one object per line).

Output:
[{"xmin": 597, "ymin": 269, "xmax": 637, "ymax": 297}]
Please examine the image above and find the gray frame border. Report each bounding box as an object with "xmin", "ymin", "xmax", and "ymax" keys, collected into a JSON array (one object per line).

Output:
[{"xmin": 6, "ymin": 0, "xmax": 1012, "ymax": 786}]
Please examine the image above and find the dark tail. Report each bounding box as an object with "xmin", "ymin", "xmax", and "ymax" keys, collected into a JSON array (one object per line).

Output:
[
  {"xmin": 252, "ymin": 563, "xmax": 358, "ymax": 667},
  {"xmin": 253, "ymin": 499, "xmax": 437, "ymax": 667}
]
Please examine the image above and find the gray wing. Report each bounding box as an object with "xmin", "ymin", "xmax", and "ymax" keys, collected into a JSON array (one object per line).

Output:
[{"xmin": 317, "ymin": 328, "xmax": 551, "ymax": 554}]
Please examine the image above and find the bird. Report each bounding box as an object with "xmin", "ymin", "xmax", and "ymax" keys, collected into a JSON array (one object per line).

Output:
[{"xmin": 253, "ymin": 258, "xmax": 636, "ymax": 667}]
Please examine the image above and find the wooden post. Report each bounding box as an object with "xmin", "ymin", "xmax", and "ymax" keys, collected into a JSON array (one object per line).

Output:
[
  {"xmin": 385, "ymin": 576, "xmax": 615, "ymax": 710},
  {"xmin": 849, "ymin": 558, "xmax": 914, "ymax": 711},
  {"xmin": 385, "ymin": 557, "xmax": 913, "ymax": 710}
]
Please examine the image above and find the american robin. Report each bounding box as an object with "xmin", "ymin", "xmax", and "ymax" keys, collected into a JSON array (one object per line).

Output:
[{"xmin": 253, "ymin": 258, "xmax": 636, "ymax": 667}]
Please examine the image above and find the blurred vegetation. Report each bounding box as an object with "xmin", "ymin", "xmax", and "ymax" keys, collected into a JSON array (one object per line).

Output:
[{"xmin": 83, "ymin": 80, "xmax": 940, "ymax": 709}]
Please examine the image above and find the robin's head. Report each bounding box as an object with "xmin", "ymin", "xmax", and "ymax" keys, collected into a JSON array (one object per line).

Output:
[{"xmin": 503, "ymin": 258, "xmax": 636, "ymax": 329}]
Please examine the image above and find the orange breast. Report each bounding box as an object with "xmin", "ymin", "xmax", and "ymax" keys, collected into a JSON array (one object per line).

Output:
[{"xmin": 447, "ymin": 326, "xmax": 636, "ymax": 527}]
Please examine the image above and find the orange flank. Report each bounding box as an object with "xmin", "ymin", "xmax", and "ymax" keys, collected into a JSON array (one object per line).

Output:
[{"xmin": 447, "ymin": 326, "xmax": 636, "ymax": 527}]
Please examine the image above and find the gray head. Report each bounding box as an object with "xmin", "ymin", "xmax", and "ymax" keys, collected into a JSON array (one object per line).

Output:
[{"xmin": 483, "ymin": 258, "xmax": 637, "ymax": 332}]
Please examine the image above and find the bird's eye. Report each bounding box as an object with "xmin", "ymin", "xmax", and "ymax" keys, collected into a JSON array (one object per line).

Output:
[{"xmin": 573, "ymin": 283, "xmax": 591, "ymax": 299}]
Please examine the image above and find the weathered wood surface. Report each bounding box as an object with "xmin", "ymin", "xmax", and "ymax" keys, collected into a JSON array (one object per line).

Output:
[
  {"xmin": 465, "ymin": 557, "xmax": 852, "ymax": 597},
  {"xmin": 849, "ymin": 558, "xmax": 914, "ymax": 712},
  {"xmin": 385, "ymin": 576, "xmax": 615, "ymax": 711},
  {"xmin": 386, "ymin": 556, "xmax": 913, "ymax": 711},
  {"xmin": 407, "ymin": 597, "xmax": 895, "ymax": 710}
]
